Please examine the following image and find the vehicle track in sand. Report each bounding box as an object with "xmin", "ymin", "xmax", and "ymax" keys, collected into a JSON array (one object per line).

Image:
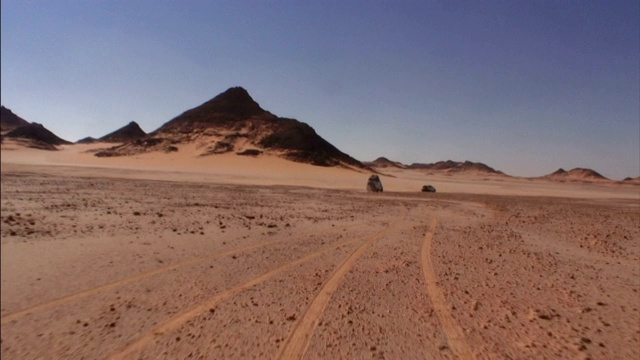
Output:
[
  {"xmin": 1, "ymin": 225, "xmax": 362, "ymax": 325},
  {"xmin": 421, "ymin": 216, "xmax": 474, "ymax": 360},
  {"xmin": 275, "ymin": 209, "xmax": 408, "ymax": 360},
  {"xmin": 108, "ymin": 229, "xmax": 387, "ymax": 360}
]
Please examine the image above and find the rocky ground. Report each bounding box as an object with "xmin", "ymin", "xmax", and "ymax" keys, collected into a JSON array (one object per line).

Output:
[{"xmin": 1, "ymin": 171, "xmax": 638, "ymax": 359}]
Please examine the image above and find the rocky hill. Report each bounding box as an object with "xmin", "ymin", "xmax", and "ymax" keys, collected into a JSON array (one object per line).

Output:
[
  {"xmin": 1, "ymin": 106, "xmax": 70, "ymax": 150},
  {"xmin": 363, "ymin": 157, "xmax": 406, "ymax": 169},
  {"xmin": 95, "ymin": 87, "xmax": 365, "ymax": 168},
  {"xmin": 620, "ymin": 176, "xmax": 640, "ymax": 185},
  {"xmin": 3, "ymin": 123, "xmax": 71, "ymax": 150},
  {"xmin": 76, "ymin": 137, "xmax": 97, "ymax": 144},
  {"xmin": 544, "ymin": 168, "xmax": 609, "ymax": 181},
  {"xmin": 408, "ymin": 160, "xmax": 506, "ymax": 175},
  {"xmin": 99, "ymin": 121, "xmax": 146, "ymax": 143}
]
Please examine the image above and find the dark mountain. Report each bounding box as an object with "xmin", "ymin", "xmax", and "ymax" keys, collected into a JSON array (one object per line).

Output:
[
  {"xmin": 99, "ymin": 121, "xmax": 146, "ymax": 142},
  {"xmin": 4, "ymin": 122, "xmax": 71, "ymax": 150},
  {"xmin": 1, "ymin": 106, "xmax": 31, "ymax": 133},
  {"xmin": 98, "ymin": 87, "xmax": 365, "ymax": 168}
]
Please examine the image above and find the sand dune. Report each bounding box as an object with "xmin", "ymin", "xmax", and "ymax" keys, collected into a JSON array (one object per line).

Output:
[{"xmin": 2, "ymin": 143, "xmax": 637, "ymax": 199}]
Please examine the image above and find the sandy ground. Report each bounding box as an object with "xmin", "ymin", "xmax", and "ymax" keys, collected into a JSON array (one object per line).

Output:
[{"xmin": 1, "ymin": 145, "xmax": 639, "ymax": 359}]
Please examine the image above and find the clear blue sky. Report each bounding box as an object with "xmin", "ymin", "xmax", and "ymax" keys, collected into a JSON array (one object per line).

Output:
[{"xmin": 2, "ymin": 1, "xmax": 639, "ymax": 179}]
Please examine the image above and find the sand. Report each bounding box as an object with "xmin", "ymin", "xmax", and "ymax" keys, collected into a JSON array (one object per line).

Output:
[{"xmin": 1, "ymin": 143, "xmax": 639, "ymax": 359}]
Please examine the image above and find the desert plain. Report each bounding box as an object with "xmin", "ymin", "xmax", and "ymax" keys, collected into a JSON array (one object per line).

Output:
[{"xmin": 1, "ymin": 143, "xmax": 639, "ymax": 360}]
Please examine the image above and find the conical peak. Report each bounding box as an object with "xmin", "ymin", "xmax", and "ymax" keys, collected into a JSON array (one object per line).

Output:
[
  {"xmin": 211, "ymin": 86, "xmax": 255, "ymax": 104},
  {"xmin": 195, "ymin": 86, "xmax": 266, "ymax": 119}
]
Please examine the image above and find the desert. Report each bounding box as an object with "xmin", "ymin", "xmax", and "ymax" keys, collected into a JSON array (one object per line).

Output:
[
  {"xmin": 2, "ymin": 134, "xmax": 639, "ymax": 359},
  {"xmin": 4, "ymin": 2, "xmax": 640, "ymax": 358}
]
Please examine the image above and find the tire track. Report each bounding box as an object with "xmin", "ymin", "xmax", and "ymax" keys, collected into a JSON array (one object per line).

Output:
[
  {"xmin": 108, "ymin": 233, "xmax": 374, "ymax": 360},
  {"xmin": 275, "ymin": 209, "xmax": 408, "ymax": 360},
  {"xmin": 421, "ymin": 216, "xmax": 474, "ymax": 360},
  {"xmin": 2, "ymin": 225, "xmax": 360, "ymax": 325}
]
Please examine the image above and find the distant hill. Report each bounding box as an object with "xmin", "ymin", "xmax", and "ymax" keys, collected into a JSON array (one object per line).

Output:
[
  {"xmin": 99, "ymin": 121, "xmax": 146, "ymax": 143},
  {"xmin": 76, "ymin": 136, "xmax": 97, "ymax": 144},
  {"xmin": 407, "ymin": 160, "xmax": 506, "ymax": 175},
  {"xmin": 1, "ymin": 106, "xmax": 30, "ymax": 133},
  {"xmin": 364, "ymin": 157, "xmax": 406, "ymax": 169},
  {"xmin": 620, "ymin": 176, "xmax": 640, "ymax": 185},
  {"xmin": 4, "ymin": 123, "xmax": 71, "ymax": 150},
  {"xmin": 1, "ymin": 106, "xmax": 71, "ymax": 150},
  {"xmin": 96, "ymin": 87, "xmax": 365, "ymax": 168},
  {"xmin": 543, "ymin": 168, "xmax": 610, "ymax": 182}
]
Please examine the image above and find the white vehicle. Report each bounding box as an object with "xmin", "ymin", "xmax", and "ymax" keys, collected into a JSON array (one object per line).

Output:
[{"xmin": 367, "ymin": 175, "xmax": 383, "ymax": 192}]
